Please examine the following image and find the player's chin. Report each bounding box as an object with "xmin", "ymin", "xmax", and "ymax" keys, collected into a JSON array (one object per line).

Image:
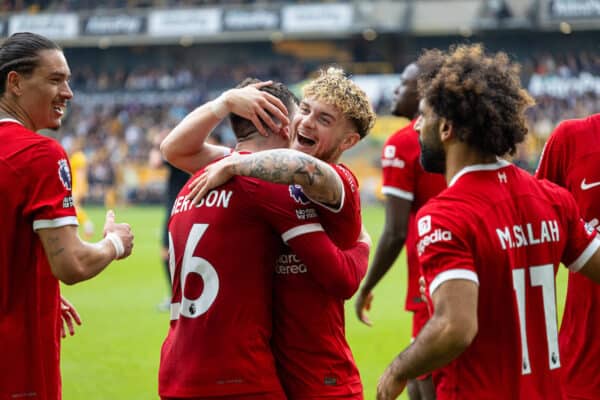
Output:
[{"xmin": 46, "ymin": 119, "xmax": 62, "ymax": 131}]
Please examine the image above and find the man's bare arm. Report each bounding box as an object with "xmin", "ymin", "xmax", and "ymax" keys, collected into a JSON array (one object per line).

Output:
[
  {"xmin": 377, "ymin": 279, "xmax": 478, "ymax": 399},
  {"xmin": 187, "ymin": 148, "xmax": 343, "ymax": 207},
  {"xmin": 578, "ymin": 239, "xmax": 600, "ymax": 283},
  {"xmin": 161, "ymin": 81, "xmax": 289, "ymax": 174},
  {"xmin": 37, "ymin": 210, "xmax": 133, "ymax": 285}
]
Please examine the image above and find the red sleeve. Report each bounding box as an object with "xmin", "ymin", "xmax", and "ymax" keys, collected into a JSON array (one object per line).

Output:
[
  {"xmin": 287, "ymin": 236, "xmax": 369, "ymax": 300},
  {"xmin": 24, "ymin": 139, "xmax": 78, "ymax": 230},
  {"xmin": 381, "ymin": 128, "xmax": 417, "ymax": 201},
  {"xmin": 416, "ymin": 205, "xmax": 478, "ymax": 297},
  {"xmin": 535, "ymin": 122, "xmax": 567, "ymax": 185},
  {"xmin": 558, "ymin": 186, "xmax": 600, "ymax": 271},
  {"xmin": 248, "ymin": 178, "xmax": 368, "ymax": 299},
  {"xmin": 243, "ymin": 178, "xmax": 325, "ymax": 236}
]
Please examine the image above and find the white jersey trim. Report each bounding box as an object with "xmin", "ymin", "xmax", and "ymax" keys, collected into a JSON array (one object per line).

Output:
[
  {"xmin": 569, "ymin": 235, "xmax": 600, "ymax": 273},
  {"xmin": 449, "ymin": 158, "xmax": 511, "ymax": 187},
  {"xmin": 0, "ymin": 117, "xmax": 23, "ymax": 125},
  {"xmin": 429, "ymin": 268, "xmax": 479, "ymax": 297},
  {"xmin": 33, "ymin": 216, "xmax": 79, "ymax": 231},
  {"xmin": 282, "ymin": 223, "xmax": 324, "ymax": 243},
  {"xmin": 382, "ymin": 186, "xmax": 414, "ymax": 201},
  {"xmin": 304, "ymin": 171, "xmax": 346, "ymax": 213}
]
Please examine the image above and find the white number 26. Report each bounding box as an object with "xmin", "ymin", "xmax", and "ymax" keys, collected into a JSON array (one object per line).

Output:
[{"xmin": 168, "ymin": 224, "xmax": 219, "ymax": 320}]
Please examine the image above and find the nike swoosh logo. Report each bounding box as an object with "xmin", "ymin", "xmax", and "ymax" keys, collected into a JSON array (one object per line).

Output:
[{"xmin": 581, "ymin": 179, "xmax": 600, "ymax": 191}]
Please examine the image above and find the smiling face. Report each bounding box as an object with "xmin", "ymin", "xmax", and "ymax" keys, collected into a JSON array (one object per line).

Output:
[
  {"xmin": 14, "ymin": 49, "xmax": 73, "ymax": 131},
  {"xmin": 290, "ymin": 97, "xmax": 359, "ymax": 163},
  {"xmin": 415, "ymin": 99, "xmax": 446, "ymax": 174}
]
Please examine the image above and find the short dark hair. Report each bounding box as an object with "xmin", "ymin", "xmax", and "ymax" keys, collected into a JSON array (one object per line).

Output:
[
  {"xmin": 229, "ymin": 78, "xmax": 298, "ymax": 139},
  {"xmin": 0, "ymin": 32, "xmax": 61, "ymax": 94},
  {"xmin": 418, "ymin": 44, "xmax": 535, "ymax": 156}
]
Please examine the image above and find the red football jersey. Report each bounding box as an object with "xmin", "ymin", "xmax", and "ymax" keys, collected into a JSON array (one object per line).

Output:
[
  {"xmin": 0, "ymin": 120, "xmax": 78, "ymax": 400},
  {"xmin": 159, "ymin": 160, "xmax": 368, "ymax": 398},
  {"xmin": 381, "ymin": 121, "xmax": 446, "ymax": 312},
  {"xmin": 536, "ymin": 114, "xmax": 600, "ymax": 400},
  {"xmin": 273, "ymin": 163, "xmax": 366, "ymax": 399},
  {"xmin": 417, "ymin": 160, "xmax": 599, "ymax": 400}
]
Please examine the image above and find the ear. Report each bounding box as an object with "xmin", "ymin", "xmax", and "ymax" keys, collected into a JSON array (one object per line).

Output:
[
  {"xmin": 439, "ymin": 118, "xmax": 454, "ymax": 142},
  {"xmin": 5, "ymin": 71, "xmax": 23, "ymax": 96},
  {"xmin": 339, "ymin": 131, "xmax": 361, "ymax": 152}
]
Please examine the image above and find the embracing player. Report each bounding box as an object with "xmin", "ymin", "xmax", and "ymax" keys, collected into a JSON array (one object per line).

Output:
[
  {"xmin": 162, "ymin": 68, "xmax": 376, "ymax": 398},
  {"xmin": 159, "ymin": 79, "xmax": 370, "ymax": 399}
]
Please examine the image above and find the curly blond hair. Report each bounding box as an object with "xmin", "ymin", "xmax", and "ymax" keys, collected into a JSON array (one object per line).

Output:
[{"xmin": 303, "ymin": 67, "xmax": 376, "ymax": 138}]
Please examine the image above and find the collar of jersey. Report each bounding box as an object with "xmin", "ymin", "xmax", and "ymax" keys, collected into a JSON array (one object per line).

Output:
[
  {"xmin": 448, "ymin": 158, "xmax": 511, "ymax": 187},
  {"xmin": 0, "ymin": 117, "xmax": 23, "ymax": 125}
]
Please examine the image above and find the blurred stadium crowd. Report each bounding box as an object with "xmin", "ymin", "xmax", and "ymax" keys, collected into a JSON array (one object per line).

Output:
[
  {"xmin": 5, "ymin": 0, "xmax": 592, "ymax": 205},
  {"xmin": 50, "ymin": 49, "xmax": 598, "ymax": 205}
]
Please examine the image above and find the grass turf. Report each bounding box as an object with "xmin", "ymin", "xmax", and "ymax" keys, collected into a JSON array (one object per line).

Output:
[{"xmin": 60, "ymin": 204, "xmax": 567, "ymax": 400}]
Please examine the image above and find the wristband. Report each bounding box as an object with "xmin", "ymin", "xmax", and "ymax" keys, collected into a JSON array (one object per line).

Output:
[
  {"xmin": 210, "ymin": 95, "xmax": 228, "ymax": 119},
  {"xmin": 106, "ymin": 232, "xmax": 125, "ymax": 259}
]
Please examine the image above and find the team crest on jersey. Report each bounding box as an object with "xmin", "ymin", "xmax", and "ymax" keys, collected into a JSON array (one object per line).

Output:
[
  {"xmin": 57, "ymin": 159, "xmax": 72, "ymax": 191},
  {"xmin": 289, "ymin": 184, "xmax": 310, "ymax": 205},
  {"xmin": 418, "ymin": 215, "xmax": 432, "ymax": 236}
]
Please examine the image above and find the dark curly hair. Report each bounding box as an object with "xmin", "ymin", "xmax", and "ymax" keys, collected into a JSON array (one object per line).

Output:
[
  {"xmin": 229, "ymin": 77, "xmax": 298, "ymax": 139},
  {"xmin": 417, "ymin": 44, "xmax": 535, "ymax": 156}
]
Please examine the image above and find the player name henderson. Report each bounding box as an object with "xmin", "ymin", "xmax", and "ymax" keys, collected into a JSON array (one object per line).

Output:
[
  {"xmin": 496, "ymin": 219, "xmax": 560, "ymax": 250},
  {"xmin": 171, "ymin": 190, "xmax": 233, "ymax": 216}
]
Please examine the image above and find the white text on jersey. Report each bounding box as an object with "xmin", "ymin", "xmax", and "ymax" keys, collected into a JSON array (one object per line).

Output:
[
  {"xmin": 276, "ymin": 253, "xmax": 308, "ymax": 275},
  {"xmin": 171, "ymin": 190, "xmax": 233, "ymax": 216},
  {"xmin": 417, "ymin": 229, "xmax": 452, "ymax": 256},
  {"xmin": 496, "ymin": 220, "xmax": 560, "ymax": 250}
]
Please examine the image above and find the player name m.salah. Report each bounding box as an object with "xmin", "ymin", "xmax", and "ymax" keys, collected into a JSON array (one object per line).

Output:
[
  {"xmin": 496, "ymin": 219, "xmax": 560, "ymax": 250},
  {"xmin": 171, "ymin": 190, "xmax": 233, "ymax": 216}
]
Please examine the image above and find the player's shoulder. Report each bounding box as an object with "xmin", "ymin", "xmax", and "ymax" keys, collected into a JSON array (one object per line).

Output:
[
  {"xmin": 415, "ymin": 192, "xmax": 459, "ymax": 225},
  {"xmin": 536, "ymin": 176, "xmax": 576, "ymax": 205},
  {"xmin": 552, "ymin": 116, "xmax": 596, "ymax": 142},
  {"xmin": 384, "ymin": 123, "xmax": 419, "ymax": 149},
  {"xmin": 333, "ymin": 163, "xmax": 359, "ymax": 192}
]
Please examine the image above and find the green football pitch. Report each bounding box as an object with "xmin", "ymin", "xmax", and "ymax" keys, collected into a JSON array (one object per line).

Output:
[{"xmin": 60, "ymin": 205, "xmax": 568, "ymax": 400}]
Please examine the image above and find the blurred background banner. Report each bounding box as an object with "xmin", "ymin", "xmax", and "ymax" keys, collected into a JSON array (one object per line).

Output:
[{"xmin": 0, "ymin": 0, "xmax": 595, "ymax": 207}]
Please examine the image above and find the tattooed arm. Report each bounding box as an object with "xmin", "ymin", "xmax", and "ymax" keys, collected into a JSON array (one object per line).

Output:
[
  {"xmin": 188, "ymin": 149, "xmax": 344, "ymax": 207},
  {"xmin": 161, "ymin": 81, "xmax": 289, "ymax": 174},
  {"xmin": 36, "ymin": 210, "xmax": 134, "ymax": 285}
]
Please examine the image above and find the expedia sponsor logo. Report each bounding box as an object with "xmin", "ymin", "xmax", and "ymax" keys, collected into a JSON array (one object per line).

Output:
[
  {"xmin": 384, "ymin": 145, "xmax": 396, "ymax": 159},
  {"xmin": 276, "ymin": 253, "xmax": 308, "ymax": 275},
  {"xmin": 418, "ymin": 215, "xmax": 432, "ymax": 236},
  {"xmin": 381, "ymin": 158, "xmax": 406, "ymax": 168},
  {"xmin": 417, "ymin": 229, "xmax": 452, "ymax": 256}
]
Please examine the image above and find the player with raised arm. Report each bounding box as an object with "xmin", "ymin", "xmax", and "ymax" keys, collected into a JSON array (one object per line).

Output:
[
  {"xmin": 535, "ymin": 113, "xmax": 600, "ymax": 399},
  {"xmin": 376, "ymin": 44, "xmax": 600, "ymax": 400},
  {"xmin": 0, "ymin": 32, "xmax": 134, "ymax": 400},
  {"xmin": 158, "ymin": 79, "xmax": 370, "ymax": 400},
  {"xmin": 161, "ymin": 69, "xmax": 376, "ymax": 398},
  {"xmin": 355, "ymin": 56, "xmax": 446, "ymax": 400}
]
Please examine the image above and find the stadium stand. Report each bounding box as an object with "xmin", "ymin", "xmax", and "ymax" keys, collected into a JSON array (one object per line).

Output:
[{"xmin": 6, "ymin": 0, "xmax": 593, "ymax": 204}]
